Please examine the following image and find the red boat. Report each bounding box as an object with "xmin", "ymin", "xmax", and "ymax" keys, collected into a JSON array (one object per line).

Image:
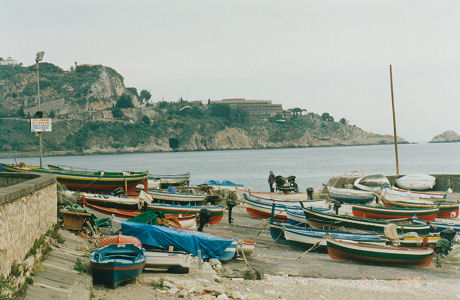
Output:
[{"xmin": 352, "ymin": 204, "xmax": 439, "ymax": 221}]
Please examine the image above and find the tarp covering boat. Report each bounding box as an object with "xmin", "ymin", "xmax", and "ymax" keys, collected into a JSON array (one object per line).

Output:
[{"xmin": 120, "ymin": 221, "xmax": 236, "ymax": 260}]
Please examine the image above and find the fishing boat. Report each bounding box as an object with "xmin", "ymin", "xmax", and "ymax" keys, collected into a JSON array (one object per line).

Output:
[
  {"xmin": 0, "ymin": 162, "xmax": 148, "ymax": 194},
  {"xmin": 351, "ymin": 204, "xmax": 439, "ymax": 221},
  {"xmin": 144, "ymin": 250, "xmax": 191, "ymax": 272},
  {"xmin": 413, "ymin": 218, "xmax": 460, "ymax": 233},
  {"xmin": 90, "ymin": 243, "xmax": 146, "ymax": 288},
  {"xmin": 149, "ymin": 172, "xmax": 190, "ymax": 187},
  {"xmin": 149, "ymin": 190, "xmax": 206, "ymax": 205},
  {"xmin": 301, "ymin": 207, "xmax": 431, "ymax": 235},
  {"xmin": 354, "ymin": 174, "xmax": 391, "ymax": 192},
  {"xmin": 286, "ymin": 207, "xmax": 331, "ymax": 226},
  {"xmin": 284, "ymin": 226, "xmax": 388, "ymax": 248},
  {"xmin": 81, "ymin": 193, "xmax": 146, "ymax": 210},
  {"xmin": 326, "ymin": 238, "xmax": 433, "ymax": 267},
  {"xmin": 99, "ymin": 235, "xmax": 142, "ymax": 247},
  {"xmin": 382, "ymin": 198, "xmax": 459, "ymax": 219},
  {"xmin": 236, "ymin": 186, "xmax": 309, "ymax": 202},
  {"xmin": 378, "ymin": 188, "xmax": 446, "ymax": 203},
  {"xmin": 395, "ymin": 174, "xmax": 436, "ymax": 191},
  {"xmin": 391, "ymin": 187, "xmax": 447, "ymax": 199},
  {"xmin": 119, "ymin": 221, "xmax": 245, "ymax": 261},
  {"xmin": 327, "ymin": 186, "xmax": 375, "ymax": 203},
  {"xmin": 146, "ymin": 202, "xmax": 225, "ymax": 224},
  {"xmin": 82, "ymin": 202, "xmax": 197, "ymax": 229},
  {"xmin": 243, "ymin": 193, "xmax": 328, "ymax": 221}
]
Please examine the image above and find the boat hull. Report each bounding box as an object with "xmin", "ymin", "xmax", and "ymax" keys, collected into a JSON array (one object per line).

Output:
[
  {"xmin": 90, "ymin": 244, "xmax": 146, "ymax": 288},
  {"xmin": 146, "ymin": 203, "xmax": 224, "ymax": 225},
  {"xmin": 327, "ymin": 186, "xmax": 375, "ymax": 203},
  {"xmin": 326, "ymin": 238, "xmax": 433, "ymax": 267},
  {"xmin": 351, "ymin": 205, "xmax": 439, "ymax": 222},
  {"xmin": 382, "ymin": 200, "xmax": 459, "ymax": 219}
]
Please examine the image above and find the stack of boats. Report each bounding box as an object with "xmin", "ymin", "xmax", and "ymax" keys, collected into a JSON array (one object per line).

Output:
[{"xmin": 249, "ymin": 173, "xmax": 459, "ymax": 267}]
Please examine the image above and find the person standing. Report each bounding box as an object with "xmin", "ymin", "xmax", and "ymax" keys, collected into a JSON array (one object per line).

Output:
[{"xmin": 268, "ymin": 170, "xmax": 275, "ymax": 192}]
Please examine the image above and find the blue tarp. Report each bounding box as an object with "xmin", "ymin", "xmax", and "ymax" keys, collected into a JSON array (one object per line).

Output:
[
  {"xmin": 121, "ymin": 221, "xmax": 236, "ymax": 260},
  {"xmin": 200, "ymin": 180, "xmax": 244, "ymax": 187},
  {"xmin": 166, "ymin": 185, "xmax": 177, "ymax": 193}
]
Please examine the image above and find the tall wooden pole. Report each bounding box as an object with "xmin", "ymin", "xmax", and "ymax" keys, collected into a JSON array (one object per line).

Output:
[{"xmin": 389, "ymin": 64, "xmax": 399, "ymax": 175}]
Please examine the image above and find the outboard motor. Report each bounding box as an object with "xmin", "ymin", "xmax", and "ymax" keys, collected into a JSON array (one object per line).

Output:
[
  {"xmin": 434, "ymin": 228, "xmax": 456, "ymax": 267},
  {"xmin": 198, "ymin": 208, "xmax": 212, "ymax": 232}
]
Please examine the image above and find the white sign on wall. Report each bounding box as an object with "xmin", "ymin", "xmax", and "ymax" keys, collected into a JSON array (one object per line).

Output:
[{"xmin": 31, "ymin": 118, "xmax": 52, "ymax": 132}]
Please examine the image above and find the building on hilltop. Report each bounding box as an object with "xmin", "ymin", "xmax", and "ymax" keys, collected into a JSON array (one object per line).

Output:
[
  {"xmin": 0, "ymin": 57, "xmax": 19, "ymax": 66},
  {"xmin": 209, "ymin": 98, "xmax": 283, "ymax": 119}
]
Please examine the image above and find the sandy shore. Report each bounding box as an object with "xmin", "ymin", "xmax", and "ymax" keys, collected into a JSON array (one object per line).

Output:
[{"xmin": 92, "ymin": 207, "xmax": 460, "ymax": 299}]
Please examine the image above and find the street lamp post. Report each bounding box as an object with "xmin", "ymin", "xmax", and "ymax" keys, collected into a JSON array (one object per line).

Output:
[{"xmin": 35, "ymin": 51, "xmax": 44, "ymax": 168}]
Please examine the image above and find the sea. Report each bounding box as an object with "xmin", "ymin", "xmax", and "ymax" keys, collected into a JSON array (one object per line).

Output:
[{"xmin": 1, "ymin": 143, "xmax": 460, "ymax": 192}]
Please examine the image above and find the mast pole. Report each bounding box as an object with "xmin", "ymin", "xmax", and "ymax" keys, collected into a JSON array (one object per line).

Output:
[{"xmin": 389, "ymin": 64, "xmax": 399, "ymax": 176}]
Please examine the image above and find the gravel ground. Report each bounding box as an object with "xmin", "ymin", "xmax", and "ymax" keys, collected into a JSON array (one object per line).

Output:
[{"xmin": 93, "ymin": 204, "xmax": 460, "ymax": 299}]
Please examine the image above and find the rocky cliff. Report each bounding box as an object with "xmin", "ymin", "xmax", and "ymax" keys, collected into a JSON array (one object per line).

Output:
[
  {"xmin": 0, "ymin": 61, "xmax": 407, "ymax": 156},
  {"xmin": 429, "ymin": 130, "xmax": 460, "ymax": 143}
]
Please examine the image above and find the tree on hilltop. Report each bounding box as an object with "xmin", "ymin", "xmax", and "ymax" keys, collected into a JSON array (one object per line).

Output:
[
  {"xmin": 321, "ymin": 112, "xmax": 334, "ymax": 122},
  {"xmin": 115, "ymin": 94, "xmax": 134, "ymax": 108},
  {"xmin": 140, "ymin": 89, "xmax": 151, "ymax": 103}
]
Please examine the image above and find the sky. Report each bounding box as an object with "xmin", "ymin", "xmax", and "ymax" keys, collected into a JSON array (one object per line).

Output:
[{"xmin": 2, "ymin": 0, "xmax": 460, "ymax": 142}]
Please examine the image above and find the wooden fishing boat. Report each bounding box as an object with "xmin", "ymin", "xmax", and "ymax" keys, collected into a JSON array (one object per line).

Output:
[
  {"xmin": 236, "ymin": 186, "xmax": 309, "ymax": 202},
  {"xmin": 0, "ymin": 162, "xmax": 148, "ymax": 194},
  {"xmin": 81, "ymin": 193, "xmax": 144, "ymax": 210},
  {"xmin": 413, "ymin": 217, "xmax": 460, "ymax": 233},
  {"xmin": 354, "ymin": 174, "xmax": 391, "ymax": 192},
  {"xmin": 395, "ymin": 174, "xmax": 436, "ymax": 191},
  {"xmin": 149, "ymin": 172, "xmax": 190, "ymax": 186},
  {"xmin": 351, "ymin": 204, "xmax": 439, "ymax": 221},
  {"xmin": 326, "ymin": 238, "xmax": 433, "ymax": 267},
  {"xmin": 286, "ymin": 207, "xmax": 331, "ymax": 226},
  {"xmin": 327, "ymin": 186, "xmax": 375, "ymax": 203},
  {"xmin": 382, "ymin": 198, "xmax": 459, "ymax": 219},
  {"xmin": 144, "ymin": 250, "xmax": 191, "ymax": 272},
  {"xmin": 149, "ymin": 190, "xmax": 206, "ymax": 205},
  {"xmin": 90, "ymin": 244, "xmax": 146, "ymax": 288},
  {"xmin": 302, "ymin": 207, "xmax": 431, "ymax": 235},
  {"xmin": 82, "ymin": 202, "xmax": 197, "ymax": 229},
  {"xmin": 243, "ymin": 193, "xmax": 328, "ymax": 221},
  {"xmin": 284, "ymin": 226, "xmax": 388, "ymax": 248},
  {"xmin": 379, "ymin": 188, "xmax": 446, "ymax": 203},
  {"xmin": 391, "ymin": 187, "xmax": 447, "ymax": 199},
  {"xmin": 146, "ymin": 203, "xmax": 225, "ymax": 224}
]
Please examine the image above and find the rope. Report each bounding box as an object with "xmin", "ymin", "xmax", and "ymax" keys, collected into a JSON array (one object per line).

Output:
[{"xmin": 295, "ymin": 237, "xmax": 326, "ymax": 260}]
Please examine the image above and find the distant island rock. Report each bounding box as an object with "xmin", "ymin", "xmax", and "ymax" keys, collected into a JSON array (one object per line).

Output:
[{"xmin": 429, "ymin": 130, "xmax": 460, "ymax": 143}]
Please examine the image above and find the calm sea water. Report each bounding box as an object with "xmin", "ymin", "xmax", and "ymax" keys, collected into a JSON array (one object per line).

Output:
[{"xmin": 2, "ymin": 143, "xmax": 460, "ymax": 191}]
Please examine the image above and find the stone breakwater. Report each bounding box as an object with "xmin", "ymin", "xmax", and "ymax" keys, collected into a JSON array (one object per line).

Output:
[{"xmin": 0, "ymin": 173, "xmax": 57, "ymax": 275}]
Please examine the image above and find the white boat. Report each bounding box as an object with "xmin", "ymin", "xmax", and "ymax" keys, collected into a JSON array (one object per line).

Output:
[
  {"xmin": 149, "ymin": 190, "xmax": 206, "ymax": 204},
  {"xmin": 144, "ymin": 250, "xmax": 192, "ymax": 272},
  {"xmin": 149, "ymin": 172, "xmax": 191, "ymax": 186},
  {"xmin": 395, "ymin": 174, "xmax": 436, "ymax": 191},
  {"xmin": 378, "ymin": 188, "xmax": 446, "ymax": 204},
  {"xmin": 354, "ymin": 174, "xmax": 391, "ymax": 192},
  {"xmin": 327, "ymin": 186, "xmax": 375, "ymax": 203}
]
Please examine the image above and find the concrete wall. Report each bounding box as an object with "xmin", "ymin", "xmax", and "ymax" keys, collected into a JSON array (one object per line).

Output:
[{"xmin": 0, "ymin": 172, "xmax": 57, "ymax": 275}]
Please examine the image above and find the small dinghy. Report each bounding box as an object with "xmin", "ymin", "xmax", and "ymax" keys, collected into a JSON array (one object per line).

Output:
[
  {"xmin": 90, "ymin": 244, "xmax": 146, "ymax": 288},
  {"xmin": 354, "ymin": 174, "xmax": 391, "ymax": 192},
  {"xmin": 395, "ymin": 174, "xmax": 436, "ymax": 191}
]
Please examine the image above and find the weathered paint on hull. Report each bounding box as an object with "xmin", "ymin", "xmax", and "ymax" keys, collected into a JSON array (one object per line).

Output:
[
  {"xmin": 327, "ymin": 239, "xmax": 433, "ymax": 267},
  {"xmin": 352, "ymin": 206, "xmax": 438, "ymax": 222}
]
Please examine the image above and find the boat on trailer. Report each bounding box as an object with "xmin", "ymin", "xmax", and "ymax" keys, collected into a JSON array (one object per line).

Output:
[{"xmin": 326, "ymin": 238, "xmax": 433, "ymax": 267}]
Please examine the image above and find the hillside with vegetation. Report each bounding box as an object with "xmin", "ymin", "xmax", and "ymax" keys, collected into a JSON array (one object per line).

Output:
[
  {"xmin": 0, "ymin": 60, "xmax": 406, "ymax": 156},
  {"xmin": 429, "ymin": 130, "xmax": 460, "ymax": 143}
]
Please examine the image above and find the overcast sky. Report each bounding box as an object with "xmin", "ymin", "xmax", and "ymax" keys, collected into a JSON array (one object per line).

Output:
[{"xmin": 2, "ymin": 1, "xmax": 460, "ymax": 142}]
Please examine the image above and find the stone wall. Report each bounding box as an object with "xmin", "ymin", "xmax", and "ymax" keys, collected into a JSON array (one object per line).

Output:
[{"xmin": 0, "ymin": 172, "xmax": 57, "ymax": 275}]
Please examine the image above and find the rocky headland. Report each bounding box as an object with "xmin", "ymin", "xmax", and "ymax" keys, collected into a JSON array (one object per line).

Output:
[{"xmin": 0, "ymin": 60, "xmax": 407, "ymax": 157}]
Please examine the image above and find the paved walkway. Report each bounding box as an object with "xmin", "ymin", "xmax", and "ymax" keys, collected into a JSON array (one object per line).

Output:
[{"xmin": 24, "ymin": 230, "xmax": 92, "ymax": 300}]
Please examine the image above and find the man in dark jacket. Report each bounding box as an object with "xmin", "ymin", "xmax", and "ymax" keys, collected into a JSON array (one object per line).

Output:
[{"xmin": 268, "ymin": 170, "xmax": 275, "ymax": 192}]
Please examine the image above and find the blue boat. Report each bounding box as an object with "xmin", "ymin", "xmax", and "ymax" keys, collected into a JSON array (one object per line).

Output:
[
  {"xmin": 286, "ymin": 207, "xmax": 333, "ymax": 226},
  {"xmin": 90, "ymin": 244, "xmax": 146, "ymax": 288},
  {"xmin": 413, "ymin": 217, "xmax": 460, "ymax": 233},
  {"xmin": 120, "ymin": 221, "xmax": 239, "ymax": 260}
]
